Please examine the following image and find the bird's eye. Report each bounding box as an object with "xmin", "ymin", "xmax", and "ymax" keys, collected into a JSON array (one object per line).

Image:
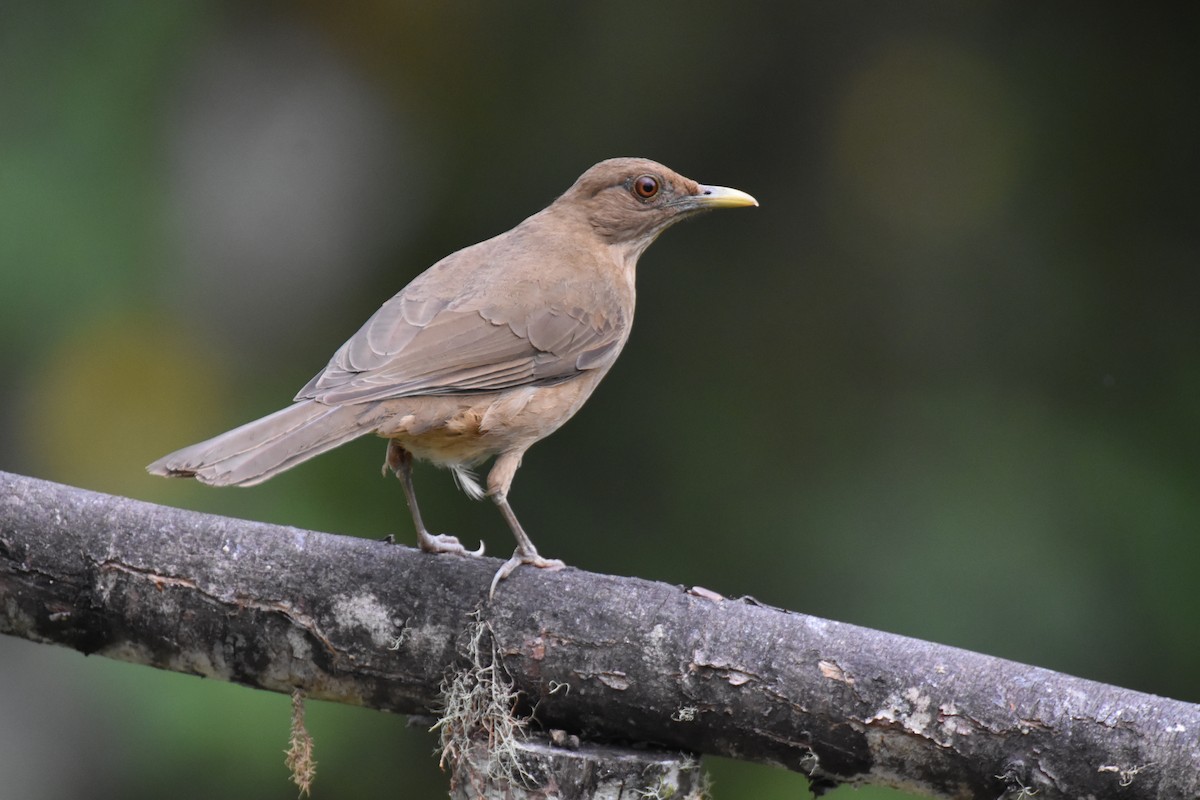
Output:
[{"xmin": 632, "ymin": 175, "xmax": 660, "ymax": 199}]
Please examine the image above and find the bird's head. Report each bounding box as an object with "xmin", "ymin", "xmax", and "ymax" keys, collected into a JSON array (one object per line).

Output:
[{"xmin": 552, "ymin": 157, "xmax": 758, "ymax": 253}]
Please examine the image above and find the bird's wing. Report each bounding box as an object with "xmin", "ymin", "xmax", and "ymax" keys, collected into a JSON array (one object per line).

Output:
[{"xmin": 295, "ymin": 290, "xmax": 625, "ymax": 405}]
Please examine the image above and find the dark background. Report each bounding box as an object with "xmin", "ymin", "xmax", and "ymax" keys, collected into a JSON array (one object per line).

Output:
[{"xmin": 2, "ymin": 4, "xmax": 1197, "ymax": 798}]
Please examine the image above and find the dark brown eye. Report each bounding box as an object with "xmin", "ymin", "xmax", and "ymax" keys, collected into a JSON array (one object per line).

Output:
[{"xmin": 633, "ymin": 175, "xmax": 660, "ymax": 199}]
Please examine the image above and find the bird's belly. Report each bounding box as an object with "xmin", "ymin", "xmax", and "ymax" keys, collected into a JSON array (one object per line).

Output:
[{"xmin": 373, "ymin": 372, "xmax": 606, "ymax": 467}]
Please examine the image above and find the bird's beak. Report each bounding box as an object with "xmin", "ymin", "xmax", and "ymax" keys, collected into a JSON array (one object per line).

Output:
[{"xmin": 692, "ymin": 184, "xmax": 759, "ymax": 209}]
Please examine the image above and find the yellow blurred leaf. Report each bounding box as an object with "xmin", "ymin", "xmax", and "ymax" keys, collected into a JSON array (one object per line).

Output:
[{"xmin": 19, "ymin": 311, "xmax": 230, "ymax": 496}]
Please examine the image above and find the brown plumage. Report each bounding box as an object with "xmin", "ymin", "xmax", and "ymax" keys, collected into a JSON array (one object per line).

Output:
[{"xmin": 148, "ymin": 157, "xmax": 757, "ymax": 592}]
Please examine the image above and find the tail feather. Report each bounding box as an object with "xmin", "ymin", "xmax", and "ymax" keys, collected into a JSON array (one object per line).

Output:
[{"xmin": 147, "ymin": 400, "xmax": 374, "ymax": 487}]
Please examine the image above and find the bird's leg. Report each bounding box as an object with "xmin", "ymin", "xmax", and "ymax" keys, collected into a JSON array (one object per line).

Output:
[
  {"xmin": 384, "ymin": 441, "xmax": 483, "ymax": 557},
  {"xmin": 487, "ymin": 451, "xmax": 565, "ymax": 597}
]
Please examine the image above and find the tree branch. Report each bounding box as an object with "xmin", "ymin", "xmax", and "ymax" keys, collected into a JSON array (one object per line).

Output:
[{"xmin": 1, "ymin": 470, "xmax": 1196, "ymax": 798}]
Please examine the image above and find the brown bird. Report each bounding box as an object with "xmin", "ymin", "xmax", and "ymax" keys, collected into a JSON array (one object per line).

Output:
[{"xmin": 148, "ymin": 157, "xmax": 757, "ymax": 592}]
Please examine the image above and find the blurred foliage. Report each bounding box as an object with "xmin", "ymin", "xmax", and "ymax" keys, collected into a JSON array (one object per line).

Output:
[{"xmin": 1, "ymin": 2, "xmax": 1198, "ymax": 799}]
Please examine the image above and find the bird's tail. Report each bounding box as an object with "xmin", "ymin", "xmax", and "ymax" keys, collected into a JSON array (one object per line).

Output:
[{"xmin": 147, "ymin": 400, "xmax": 375, "ymax": 487}]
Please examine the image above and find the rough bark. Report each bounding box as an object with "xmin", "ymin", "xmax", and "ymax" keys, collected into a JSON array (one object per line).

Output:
[
  {"xmin": 447, "ymin": 735, "xmax": 708, "ymax": 800},
  {"xmin": 1, "ymin": 470, "xmax": 1197, "ymax": 799}
]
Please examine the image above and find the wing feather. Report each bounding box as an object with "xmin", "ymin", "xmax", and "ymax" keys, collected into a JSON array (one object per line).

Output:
[{"xmin": 296, "ymin": 288, "xmax": 623, "ymax": 405}]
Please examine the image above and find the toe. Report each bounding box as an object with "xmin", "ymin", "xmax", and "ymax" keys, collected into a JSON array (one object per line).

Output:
[
  {"xmin": 419, "ymin": 533, "xmax": 485, "ymax": 557},
  {"xmin": 488, "ymin": 551, "xmax": 567, "ymax": 598}
]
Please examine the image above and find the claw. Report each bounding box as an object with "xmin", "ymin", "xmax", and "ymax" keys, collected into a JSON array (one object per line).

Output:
[
  {"xmin": 489, "ymin": 550, "xmax": 565, "ymax": 599},
  {"xmin": 419, "ymin": 532, "xmax": 485, "ymax": 558}
]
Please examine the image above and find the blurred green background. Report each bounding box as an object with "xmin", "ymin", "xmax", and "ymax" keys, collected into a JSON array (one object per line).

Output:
[{"xmin": 2, "ymin": 3, "xmax": 1197, "ymax": 798}]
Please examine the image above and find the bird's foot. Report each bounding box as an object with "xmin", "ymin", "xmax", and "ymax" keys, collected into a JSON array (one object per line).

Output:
[
  {"xmin": 489, "ymin": 549, "xmax": 566, "ymax": 598},
  {"xmin": 417, "ymin": 532, "xmax": 485, "ymax": 558}
]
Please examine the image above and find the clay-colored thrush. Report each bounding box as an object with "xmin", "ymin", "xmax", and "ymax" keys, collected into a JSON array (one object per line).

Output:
[{"xmin": 148, "ymin": 157, "xmax": 757, "ymax": 591}]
